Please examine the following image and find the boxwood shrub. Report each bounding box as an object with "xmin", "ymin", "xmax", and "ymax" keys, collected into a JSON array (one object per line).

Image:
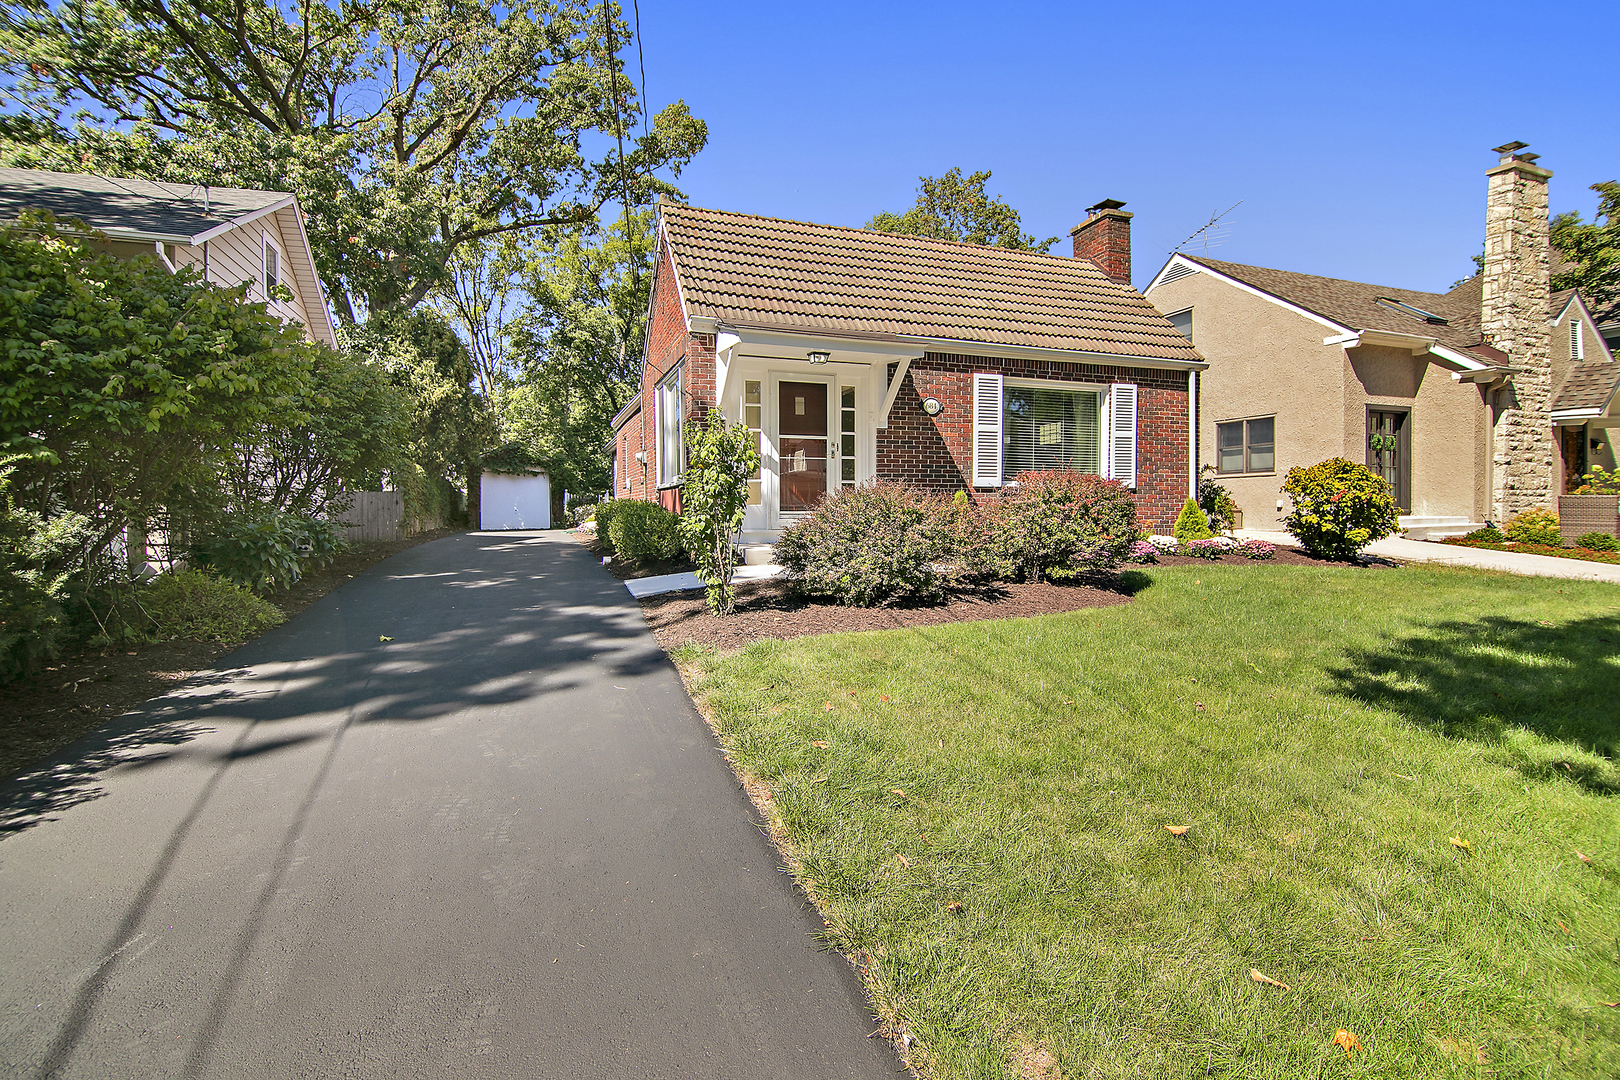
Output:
[{"xmin": 605, "ymin": 500, "xmax": 684, "ymax": 564}]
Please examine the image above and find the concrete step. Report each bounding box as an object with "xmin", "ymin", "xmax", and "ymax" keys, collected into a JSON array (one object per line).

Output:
[
  {"xmin": 740, "ymin": 543, "xmax": 778, "ymax": 566},
  {"xmin": 1398, "ymin": 515, "xmax": 1471, "ymax": 527},
  {"xmin": 1403, "ymin": 522, "xmax": 1486, "ymax": 541}
]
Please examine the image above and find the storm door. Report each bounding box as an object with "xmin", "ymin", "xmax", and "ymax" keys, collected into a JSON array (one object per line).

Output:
[
  {"xmin": 776, "ymin": 379, "xmax": 833, "ymax": 518},
  {"xmin": 1366, "ymin": 408, "xmax": 1410, "ymax": 510}
]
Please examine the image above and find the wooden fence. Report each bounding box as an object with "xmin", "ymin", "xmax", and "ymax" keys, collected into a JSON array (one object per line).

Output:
[{"xmin": 332, "ymin": 490, "xmax": 405, "ymax": 543}]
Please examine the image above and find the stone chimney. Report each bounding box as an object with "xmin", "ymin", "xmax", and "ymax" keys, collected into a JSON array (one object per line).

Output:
[
  {"xmin": 1072, "ymin": 199, "xmax": 1133, "ymax": 285},
  {"xmin": 1480, "ymin": 142, "xmax": 1554, "ymax": 520}
]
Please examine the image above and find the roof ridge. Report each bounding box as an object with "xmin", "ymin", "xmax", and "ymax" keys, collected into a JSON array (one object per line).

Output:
[
  {"xmin": 1183, "ymin": 254, "xmax": 1456, "ymax": 304},
  {"xmin": 660, "ymin": 200, "xmax": 1078, "ymax": 264}
]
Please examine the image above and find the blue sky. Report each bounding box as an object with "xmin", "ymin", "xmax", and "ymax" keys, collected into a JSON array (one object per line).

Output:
[{"xmin": 630, "ymin": 0, "xmax": 1616, "ymax": 292}]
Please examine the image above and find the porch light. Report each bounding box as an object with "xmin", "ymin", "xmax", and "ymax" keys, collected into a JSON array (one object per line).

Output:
[{"xmin": 807, "ymin": 351, "xmax": 830, "ymax": 364}]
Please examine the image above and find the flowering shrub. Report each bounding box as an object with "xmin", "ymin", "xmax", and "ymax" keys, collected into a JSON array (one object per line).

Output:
[
  {"xmin": 986, "ymin": 471, "xmax": 1138, "ymax": 582},
  {"xmin": 1280, "ymin": 458, "xmax": 1399, "ymax": 559},
  {"xmin": 1146, "ymin": 535, "xmax": 1181, "ymax": 553},
  {"xmin": 1127, "ymin": 539, "xmax": 1159, "ymax": 564},
  {"xmin": 1184, "ymin": 538, "xmax": 1227, "ymax": 559},
  {"xmin": 774, "ymin": 481, "xmax": 952, "ymax": 606},
  {"xmin": 1503, "ymin": 507, "xmax": 1561, "ymax": 547},
  {"xmin": 1571, "ymin": 465, "xmax": 1620, "ymax": 495},
  {"xmin": 1237, "ymin": 539, "xmax": 1276, "ymax": 560}
]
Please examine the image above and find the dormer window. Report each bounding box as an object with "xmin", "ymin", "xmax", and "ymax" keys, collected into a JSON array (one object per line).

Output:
[{"xmin": 1375, "ymin": 297, "xmax": 1448, "ymax": 325}]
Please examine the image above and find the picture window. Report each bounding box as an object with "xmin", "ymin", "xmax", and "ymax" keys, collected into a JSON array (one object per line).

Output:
[{"xmin": 1216, "ymin": 417, "xmax": 1274, "ymax": 474}]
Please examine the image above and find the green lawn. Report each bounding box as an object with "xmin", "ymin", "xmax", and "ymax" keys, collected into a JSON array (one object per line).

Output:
[{"xmin": 677, "ymin": 564, "xmax": 1620, "ymax": 1079}]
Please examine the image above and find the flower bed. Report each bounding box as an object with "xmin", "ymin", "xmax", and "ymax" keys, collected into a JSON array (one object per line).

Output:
[{"xmin": 1437, "ymin": 536, "xmax": 1620, "ymax": 566}]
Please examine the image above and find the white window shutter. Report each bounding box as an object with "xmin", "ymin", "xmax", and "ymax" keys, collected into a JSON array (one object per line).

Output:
[
  {"xmin": 972, "ymin": 373, "xmax": 1003, "ymax": 487},
  {"xmin": 1109, "ymin": 383, "xmax": 1138, "ymax": 489}
]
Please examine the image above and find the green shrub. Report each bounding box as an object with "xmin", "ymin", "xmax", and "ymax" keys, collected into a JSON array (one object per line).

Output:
[
  {"xmin": 987, "ymin": 471, "xmax": 1138, "ymax": 583},
  {"xmin": 679, "ymin": 411, "xmax": 760, "ymax": 615},
  {"xmin": 1173, "ymin": 497, "xmax": 1214, "ymax": 543},
  {"xmin": 1576, "ymin": 531, "xmax": 1619, "ymax": 552},
  {"xmin": 591, "ymin": 499, "xmax": 624, "ymax": 551},
  {"xmin": 606, "ymin": 501, "xmax": 684, "ymax": 564},
  {"xmin": 1280, "ymin": 457, "xmax": 1400, "ymax": 559},
  {"xmin": 1461, "ymin": 528, "xmax": 1501, "ymax": 543},
  {"xmin": 0, "ymin": 455, "xmax": 94, "ymax": 681},
  {"xmin": 774, "ymin": 481, "xmax": 951, "ymax": 606},
  {"xmin": 190, "ymin": 509, "xmax": 347, "ymax": 592},
  {"xmin": 140, "ymin": 569, "xmax": 285, "ymax": 644},
  {"xmin": 1503, "ymin": 507, "xmax": 1562, "ymax": 546}
]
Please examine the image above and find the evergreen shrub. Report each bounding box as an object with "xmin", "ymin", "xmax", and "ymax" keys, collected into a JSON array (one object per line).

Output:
[
  {"xmin": 1280, "ymin": 458, "xmax": 1400, "ymax": 559},
  {"xmin": 1173, "ymin": 497, "xmax": 1214, "ymax": 543},
  {"xmin": 1576, "ymin": 531, "xmax": 1618, "ymax": 552},
  {"xmin": 606, "ymin": 501, "xmax": 684, "ymax": 564},
  {"xmin": 140, "ymin": 569, "xmax": 285, "ymax": 643}
]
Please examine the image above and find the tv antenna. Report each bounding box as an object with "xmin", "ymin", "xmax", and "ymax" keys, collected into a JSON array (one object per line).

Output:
[{"xmin": 1170, "ymin": 200, "xmax": 1242, "ymax": 255}]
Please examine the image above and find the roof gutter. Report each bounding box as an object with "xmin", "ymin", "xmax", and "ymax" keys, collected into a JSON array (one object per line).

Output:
[
  {"xmin": 1325, "ymin": 329, "xmax": 1492, "ymax": 373},
  {"xmin": 188, "ymin": 194, "xmax": 298, "ymax": 245}
]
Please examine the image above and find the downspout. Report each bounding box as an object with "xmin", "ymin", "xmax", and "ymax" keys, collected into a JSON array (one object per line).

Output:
[
  {"xmin": 202, "ymin": 240, "xmax": 209, "ymax": 282},
  {"xmin": 1188, "ymin": 369, "xmax": 1199, "ymax": 500}
]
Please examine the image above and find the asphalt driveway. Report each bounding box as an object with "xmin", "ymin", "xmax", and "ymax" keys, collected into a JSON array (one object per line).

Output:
[{"xmin": 0, "ymin": 532, "xmax": 900, "ymax": 1079}]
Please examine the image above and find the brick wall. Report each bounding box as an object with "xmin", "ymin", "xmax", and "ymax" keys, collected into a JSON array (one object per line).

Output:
[
  {"xmin": 613, "ymin": 242, "xmax": 717, "ymax": 510},
  {"xmin": 875, "ymin": 352, "xmax": 1191, "ymax": 529}
]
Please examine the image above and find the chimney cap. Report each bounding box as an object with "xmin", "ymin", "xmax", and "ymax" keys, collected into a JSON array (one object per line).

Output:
[
  {"xmin": 1491, "ymin": 140, "xmax": 1529, "ymax": 155},
  {"xmin": 1086, "ymin": 198, "xmax": 1127, "ymax": 214}
]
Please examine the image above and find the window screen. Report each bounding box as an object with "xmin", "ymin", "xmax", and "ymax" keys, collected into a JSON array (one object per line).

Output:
[{"xmin": 1003, "ymin": 386, "xmax": 1102, "ymax": 476}]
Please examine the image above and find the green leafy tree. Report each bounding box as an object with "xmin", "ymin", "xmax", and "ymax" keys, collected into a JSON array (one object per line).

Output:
[
  {"xmin": 0, "ymin": 216, "xmax": 317, "ymax": 561},
  {"xmin": 2, "ymin": 0, "xmax": 707, "ymax": 320},
  {"xmin": 218, "ymin": 346, "xmax": 412, "ymax": 517},
  {"xmin": 1552, "ymin": 181, "xmax": 1620, "ymax": 310},
  {"xmin": 679, "ymin": 411, "xmax": 759, "ymax": 615},
  {"xmin": 867, "ymin": 168, "xmax": 1058, "ymax": 251},
  {"xmin": 498, "ymin": 211, "xmax": 652, "ymax": 497}
]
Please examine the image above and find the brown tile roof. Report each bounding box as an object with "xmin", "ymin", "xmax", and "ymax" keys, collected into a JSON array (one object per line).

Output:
[
  {"xmin": 660, "ymin": 203, "xmax": 1203, "ymax": 362},
  {"xmin": 1182, "ymin": 256, "xmax": 1490, "ymax": 357},
  {"xmin": 1552, "ymin": 361, "xmax": 1620, "ymax": 413}
]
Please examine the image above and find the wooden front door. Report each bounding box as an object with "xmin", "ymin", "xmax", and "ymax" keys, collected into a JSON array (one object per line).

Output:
[
  {"xmin": 777, "ymin": 380, "xmax": 831, "ymax": 515},
  {"xmin": 1366, "ymin": 409, "xmax": 1410, "ymax": 510}
]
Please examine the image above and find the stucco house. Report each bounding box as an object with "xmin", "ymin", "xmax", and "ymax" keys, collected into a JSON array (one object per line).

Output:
[
  {"xmin": 611, "ymin": 200, "xmax": 1207, "ymax": 549},
  {"xmin": 0, "ymin": 167, "xmax": 335, "ymax": 346},
  {"xmin": 1144, "ymin": 145, "xmax": 1617, "ymax": 536}
]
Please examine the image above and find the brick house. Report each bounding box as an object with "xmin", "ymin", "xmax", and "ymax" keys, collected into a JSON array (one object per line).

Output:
[
  {"xmin": 611, "ymin": 200, "xmax": 1207, "ymax": 543},
  {"xmin": 1143, "ymin": 144, "xmax": 1618, "ymax": 536}
]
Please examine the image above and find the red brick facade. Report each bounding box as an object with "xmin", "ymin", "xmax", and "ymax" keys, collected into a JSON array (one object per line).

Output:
[
  {"xmin": 615, "ymin": 234, "xmax": 1194, "ymax": 530},
  {"xmin": 615, "ymin": 244, "xmax": 717, "ymax": 512},
  {"xmin": 876, "ymin": 353, "xmax": 1191, "ymax": 529}
]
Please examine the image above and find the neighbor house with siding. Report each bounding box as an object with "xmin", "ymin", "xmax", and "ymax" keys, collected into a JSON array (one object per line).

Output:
[
  {"xmin": 1144, "ymin": 145, "xmax": 1617, "ymax": 536},
  {"xmin": 611, "ymin": 199, "xmax": 1208, "ymax": 549},
  {"xmin": 0, "ymin": 167, "xmax": 335, "ymax": 346}
]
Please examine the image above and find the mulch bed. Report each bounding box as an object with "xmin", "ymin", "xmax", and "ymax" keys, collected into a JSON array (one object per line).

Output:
[
  {"xmin": 0, "ymin": 528, "xmax": 459, "ymax": 781},
  {"xmin": 1437, "ymin": 537, "xmax": 1620, "ymax": 565},
  {"xmin": 637, "ymin": 542, "xmax": 1392, "ymax": 652}
]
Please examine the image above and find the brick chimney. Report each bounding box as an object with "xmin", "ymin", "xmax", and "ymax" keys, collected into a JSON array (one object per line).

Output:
[
  {"xmin": 1480, "ymin": 141, "xmax": 1554, "ymax": 519},
  {"xmin": 1071, "ymin": 199, "xmax": 1133, "ymax": 285}
]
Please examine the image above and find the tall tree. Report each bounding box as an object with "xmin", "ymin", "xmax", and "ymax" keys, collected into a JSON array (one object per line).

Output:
[
  {"xmin": 1, "ymin": 0, "xmax": 706, "ymax": 321},
  {"xmin": 1552, "ymin": 181, "xmax": 1620, "ymax": 311},
  {"xmin": 867, "ymin": 168, "xmax": 1058, "ymax": 251}
]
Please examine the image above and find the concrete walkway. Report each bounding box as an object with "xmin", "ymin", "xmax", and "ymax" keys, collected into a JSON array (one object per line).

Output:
[
  {"xmin": 0, "ymin": 532, "xmax": 898, "ymax": 1079},
  {"xmin": 1236, "ymin": 528, "xmax": 1620, "ymax": 584}
]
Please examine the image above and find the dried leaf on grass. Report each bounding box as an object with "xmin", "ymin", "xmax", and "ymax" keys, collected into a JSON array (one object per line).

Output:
[
  {"xmin": 1576, "ymin": 851, "xmax": 1593, "ymax": 865},
  {"xmin": 823, "ymin": 702, "xmax": 834, "ymax": 712},
  {"xmin": 945, "ymin": 901, "xmax": 963, "ymax": 914},
  {"xmin": 1437, "ymin": 1036, "xmax": 1486, "ymax": 1064},
  {"xmin": 1332, "ymin": 1030, "xmax": 1363, "ymax": 1055},
  {"xmin": 1249, "ymin": 968, "xmax": 1289, "ymax": 990},
  {"xmin": 378, "ymin": 635, "xmax": 393, "ymax": 642},
  {"xmin": 889, "ymin": 788, "xmax": 906, "ymax": 797},
  {"xmin": 810, "ymin": 740, "xmax": 829, "ymax": 748},
  {"xmin": 895, "ymin": 854, "xmax": 910, "ymax": 868},
  {"xmin": 1448, "ymin": 835, "xmax": 1473, "ymax": 853},
  {"xmin": 1164, "ymin": 825, "xmax": 1192, "ymax": 836}
]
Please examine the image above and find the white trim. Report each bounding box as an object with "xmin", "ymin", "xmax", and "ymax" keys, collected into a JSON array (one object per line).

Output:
[
  {"xmin": 715, "ymin": 331, "xmax": 741, "ymax": 405},
  {"xmin": 1428, "ymin": 344, "xmax": 1490, "ymax": 371},
  {"xmin": 658, "ymin": 215, "xmax": 694, "ymax": 334},
  {"xmin": 878, "ymin": 356, "xmax": 912, "ymax": 429},
  {"xmin": 1148, "ymin": 254, "xmax": 1351, "ymax": 334},
  {"xmin": 189, "ymin": 194, "xmax": 299, "ymax": 245},
  {"xmin": 153, "ymin": 241, "xmax": 176, "ymax": 272},
  {"xmin": 280, "ymin": 201, "xmax": 337, "ymax": 346}
]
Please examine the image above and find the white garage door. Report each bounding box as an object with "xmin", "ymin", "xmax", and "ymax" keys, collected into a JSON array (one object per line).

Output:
[{"xmin": 480, "ymin": 471, "xmax": 551, "ymax": 529}]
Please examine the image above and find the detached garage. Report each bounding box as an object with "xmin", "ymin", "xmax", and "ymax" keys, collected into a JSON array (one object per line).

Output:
[{"xmin": 478, "ymin": 444, "xmax": 552, "ymax": 530}]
